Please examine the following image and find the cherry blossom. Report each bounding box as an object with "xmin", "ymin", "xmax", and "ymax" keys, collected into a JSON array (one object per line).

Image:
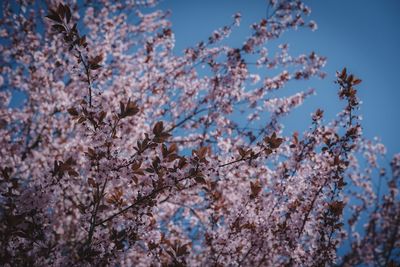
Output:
[{"xmin": 0, "ymin": 1, "xmax": 398, "ymax": 266}]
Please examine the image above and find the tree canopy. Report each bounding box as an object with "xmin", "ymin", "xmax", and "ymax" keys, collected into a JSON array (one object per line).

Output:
[{"xmin": 0, "ymin": 1, "xmax": 399, "ymax": 266}]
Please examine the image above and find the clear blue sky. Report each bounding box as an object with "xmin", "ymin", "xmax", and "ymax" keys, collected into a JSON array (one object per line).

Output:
[{"xmin": 156, "ymin": 0, "xmax": 400, "ymax": 156}]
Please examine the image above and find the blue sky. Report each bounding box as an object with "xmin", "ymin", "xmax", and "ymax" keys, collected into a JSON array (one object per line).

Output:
[{"xmin": 156, "ymin": 0, "xmax": 400, "ymax": 156}]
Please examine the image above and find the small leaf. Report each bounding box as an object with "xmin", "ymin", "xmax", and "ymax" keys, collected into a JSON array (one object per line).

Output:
[
  {"xmin": 194, "ymin": 176, "xmax": 206, "ymax": 184},
  {"xmin": 162, "ymin": 144, "xmax": 168, "ymax": 158},
  {"xmin": 131, "ymin": 161, "xmax": 142, "ymax": 170},
  {"xmin": 329, "ymin": 201, "xmax": 345, "ymax": 216},
  {"xmin": 125, "ymin": 100, "xmax": 139, "ymax": 117},
  {"xmin": 51, "ymin": 24, "xmax": 66, "ymax": 33},
  {"xmin": 347, "ymin": 74, "xmax": 354, "ymax": 84},
  {"xmin": 133, "ymin": 169, "xmax": 145, "ymax": 176},
  {"xmin": 77, "ymin": 116, "xmax": 86, "ymax": 123},
  {"xmin": 88, "ymin": 178, "xmax": 96, "ymax": 187},
  {"xmin": 98, "ymin": 205, "xmax": 108, "ymax": 212},
  {"xmin": 176, "ymin": 243, "xmax": 190, "ymax": 257},
  {"xmin": 90, "ymin": 64, "xmax": 102, "ymax": 70},
  {"xmin": 45, "ymin": 12, "xmax": 62, "ymax": 23},
  {"xmin": 68, "ymin": 169, "xmax": 79, "ymax": 177},
  {"xmin": 196, "ymin": 147, "xmax": 208, "ymax": 159},
  {"xmin": 167, "ymin": 154, "xmax": 179, "ymax": 162},
  {"xmin": 148, "ymin": 241, "xmax": 158, "ymax": 250},
  {"xmin": 87, "ymin": 148, "xmax": 96, "ymax": 160},
  {"xmin": 335, "ymin": 222, "xmax": 344, "ymax": 229},
  {"xmin": 119, "ymin": 101, "xmax": 125, "ymax": 117},
  {"xmin": 339, "ymin": 67, "xmax": 347, "ymax": 79},
  {"xmin": 238, "ymin": 147, "xmax": 246, "ymax": 158},
  {"xmin": 67, "ymin": 107, "xmax": 79, "ymax": 116},
  {"xmin": 98, "ymin": 111, "xmax": 107, "ymax": 123},
  {"xmin": 169, "ymin": 143, "xmax": 177, "ymax": 153},
  {"xmin": 153, "ymin": 121, "xmax": 164, "ymax": 135},
  {"xmin": 264, "ymin": 132, "xmax": 283, "ymax": 149},
  {"xmin": 57, "ymin": 3, "xmax": 66, "ymax": 19},
  {"xmin": 65, "ymin": 157, "xmax": 76, "ymax": 165},
  {"xmin": 338, "ymin": 177, "xmax": 347, "ymax": 188},
  {"xmin": 250, "ymin": 180, "xmax": 262, "ymax": 199},
  {"xmin": 65, "ymin": 5, "xmax": 72, "ymax": 23},
  {"xmin": 91, "ymin": 55, "xmax": 103, "ymax": 65},
  {"xmin": 145, "ymin": 167, "xmax": 154, "ymax": 173},
  {"xmin": 79, "ymin": 35, "xmax": 87, "ymax": 47}
]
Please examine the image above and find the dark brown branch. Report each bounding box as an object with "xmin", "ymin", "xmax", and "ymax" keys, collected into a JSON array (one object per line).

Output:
[
  {"xmin": 95, "ymin": 175, "xmax": 191, "ymax": 226},
  {"xmin": 86, "ymin": 177, "xmax": 108, "ymax": 247}
]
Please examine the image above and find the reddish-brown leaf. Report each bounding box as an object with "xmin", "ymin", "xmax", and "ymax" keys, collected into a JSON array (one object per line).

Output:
[
  {"xmin": 250, "ymin": 180, "xmax": 262, "ymax": 199},
  {"xmin": 67, "ymin": 107, "xmax": 79, "ymax": 116}
]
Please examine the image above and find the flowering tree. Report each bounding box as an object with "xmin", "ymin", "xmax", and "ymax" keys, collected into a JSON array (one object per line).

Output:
[{"xmin": 0, "ymin": 0, "xmax": 399, "ymax": 266}]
